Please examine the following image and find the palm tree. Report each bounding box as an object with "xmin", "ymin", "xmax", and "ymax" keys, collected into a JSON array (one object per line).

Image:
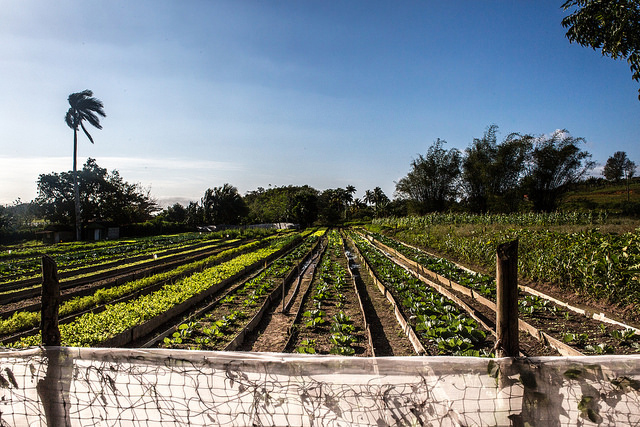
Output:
[
  {"xmin": 343, "ymin": 185, "xmax": 356, "ymax": 220},
  {"xmin": 363, "ymin": 189, "xmax": 374, "ymax": 206},
  {"xmin": 65, "ymin": 90, "xmax": 106, "ymax": 240}
]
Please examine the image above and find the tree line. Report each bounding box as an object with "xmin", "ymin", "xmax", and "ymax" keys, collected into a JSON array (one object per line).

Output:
[
  {"xmin": 156, "ymin": 183, "xmax": 396, "ymax": 229},
  {"xmin": 395, "ymin": 125, "xmax": 635, "ymax": 214}
]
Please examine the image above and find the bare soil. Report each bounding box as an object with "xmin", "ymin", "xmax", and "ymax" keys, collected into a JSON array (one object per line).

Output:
[
  {"xmin": 239, "ymin": 256, "xmax": 319, "ymax": 352},
  {"xmin": 344, "ymin": 242, "xmax": 415, "ymax": 357}
]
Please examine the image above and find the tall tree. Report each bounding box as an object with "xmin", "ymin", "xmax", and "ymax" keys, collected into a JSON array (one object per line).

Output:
[
  {"xmin": 201, "ymin": 184, "xmax": 248, "ymax": 225},
  {"xmin": 603, "ymin": 151, "xmax": 636, "ymax": 201},
  {"xmin": 363, "ymin": 187, "xmax": 390, "ymax": 216},
  {"xmin": 462, "ymin": 125, "xmax": 532, "ymax": 212},
  {"xmin": 603, "ymin": 151, "xmax": 635, "ymax": 181},
  {"xmin": 244, "ymin": 185, "xmax": 318, "ymax": 226},
  {"xmin": 562, "ymin": 0, "xmax": 640, "ymax": 100},
  {"xmin": 345, "ymin": 185, "xmax": 356, "ymax": 203},
  {"xmin": 65, "ymin": 90, "xmax": 106, "ymax": 240},
  {"xmin": 158, "ymin": 203, "xmax": 188, "ymax": 223},
  {"xmin": 185, "ymin": 201, "xmax": 203, "ymax": 227},
  {"xmin": 521, "ymin": 130, "xmax": 594, "ymax": 212},
  {"xmin": 317, "ymin": 189, "xmax": 346, "ymax": 225},
  {"xmin": 395, "ymin": 139, "xmax": 461, "ymax": 213},
  {"xmin": 35, "ymin": 158, "xmax": 157, "ymax": 225},
  {"xmin": 344, "ymin": 185, "xmax": 356, "ymax": 219}
]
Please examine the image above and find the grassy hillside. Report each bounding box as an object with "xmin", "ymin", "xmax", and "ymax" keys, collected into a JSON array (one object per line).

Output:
[{"xmin": 561, "ymin": 177, "xmax": 640, "ymax": 215}]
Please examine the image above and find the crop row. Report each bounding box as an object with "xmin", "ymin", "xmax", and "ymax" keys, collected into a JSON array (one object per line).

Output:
[
  {"xmin": 368, "ymin": 223, "xmax": 640, "ymax": 309},
  {"xmin": 364, "ymin": 231, "xmax": 640, "ymax": 355},
  {"xmin": 349, "ymin": 232, "xmax": 489, "ymax": 356},
  {"xmin": 294, "ymin": 230, "xmax": 366, "ymax": 355},
  {"xmin": 0, "ymin": 228, "xmax": 278, "ymax": 281},
  {"xmin": 365, "ymin": 231, "xmax": 496, "ymax": 299},
  {"xmin": 0, "ymin": 236, "xmax": 283, "ymax": 338},
  {"xmin": 7, "ymin": 232, "xmax": 303, "ymax": 348},
  {"xmin": 373, "ymin": 212, "xmax": 608, "ymax": 228},
  {"xmin": 161, "ymin": 230, "xmax": 325, "ymax": 350}
]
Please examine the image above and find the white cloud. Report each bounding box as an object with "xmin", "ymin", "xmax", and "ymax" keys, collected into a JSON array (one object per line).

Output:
[{"xmin": 0, "ymin": 156, "xmax": 244, "ymax": 205}]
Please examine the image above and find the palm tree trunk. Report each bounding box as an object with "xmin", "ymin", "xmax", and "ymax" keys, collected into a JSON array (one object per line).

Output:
[{"xmin": 72, "ymin": 129, "xmax": 81, "ymax": 241}]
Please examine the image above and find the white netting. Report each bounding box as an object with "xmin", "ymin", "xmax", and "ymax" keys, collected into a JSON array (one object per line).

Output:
[{"xmin": 0, "ymin": 347, "xmax": 639, "ymax": 426}]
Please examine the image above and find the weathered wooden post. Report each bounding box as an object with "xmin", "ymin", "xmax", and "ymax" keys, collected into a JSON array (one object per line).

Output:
[
  {"xmin": 496, "ymin": 240, "xmax": 519, "ymax": 357},
  {"xmin": 282, "ymin": 277, "xmax": 286, "ymax": 313},
  {"xmin": 40, "ymin": 255, "xmax": 61, "ymax": 346},
  {"xmin": 38, "ymin": 255, "xmax": 72, "ymax": 426}
]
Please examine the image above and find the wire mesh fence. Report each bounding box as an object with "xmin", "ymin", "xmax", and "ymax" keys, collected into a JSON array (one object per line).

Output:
[{"xmin": 0, "ymin": 347, "xmax": 639, "ymax": 426}]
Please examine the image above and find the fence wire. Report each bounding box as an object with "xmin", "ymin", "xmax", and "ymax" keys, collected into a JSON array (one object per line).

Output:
[{"xmin": 0, "ymin": 347, "xmax": 639, "ymax": 426}]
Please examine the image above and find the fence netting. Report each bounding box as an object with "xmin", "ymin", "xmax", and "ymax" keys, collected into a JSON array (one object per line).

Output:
[{"xmin": 0, "ymin": 347, "xmax": 639, "ymax": 426}]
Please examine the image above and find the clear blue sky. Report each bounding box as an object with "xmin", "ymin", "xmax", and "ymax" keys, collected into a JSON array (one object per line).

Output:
[{"xmin": 1, "ymin": 0, "xmax": 638, "ymax": 207}]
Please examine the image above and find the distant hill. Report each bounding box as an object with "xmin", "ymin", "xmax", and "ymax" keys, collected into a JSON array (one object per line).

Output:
[{"xmin": 561, "ymin": 177, "xmax": 640, "ymax": 215}]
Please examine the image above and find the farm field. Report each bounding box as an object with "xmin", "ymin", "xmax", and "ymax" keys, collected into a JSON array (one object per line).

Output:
[
  {"xmin": 367, "ymin": 212, "xmax": 640, "ymax": 355},
  {"xmin": 0, "ymin": 215, "xmax": 639, "ymax": 358},
  {"xmin": 157, "ymin": 230, "xmax": 416, "ymax": 357},
  {"xmin": 1, "ymin": 230, "xmax": 305, "ymax": 347},
  {"xmin": 0, "ymin": 228, "xmax": 277, "ymax": 286}
]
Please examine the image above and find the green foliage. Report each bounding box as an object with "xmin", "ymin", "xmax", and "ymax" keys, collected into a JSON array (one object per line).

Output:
[
  {"xmin": 562, "ymin": 0, "xmax": 640, "ymax": 100},
  {"xmin": 519, "ymin": 295, "xmax": 557, "ymax": 316},
  {"xmin": 585, "ymin": 343, "xmax": 615, "ymax": 355},
  {"xmin": 329, "ymin": 333, "xmax": 356, "ymax": 355},
  {"xmin": 610, "ymin": 328, "xmax": 638, "ymax": 346},
  {"xmin": 604, "ymin": 151, "xmax": 636, "ymax": 181},
  {"xmin": 370, "ymin": 215, "xmax": 640, "ymax": 309},
  {"xmin": 8, "ymin": 233, "xmax": 301, "ymax": 347},
  {"xmin": 562, "ymin": 332, "xmax": 589, "ymax": 347},
  {"xmin": 462, "ymin": 125, "xmax": 531, "ymax": 213},
  {"xmin": 295, "ymin": 339, "xmax": 317, "ymax": 354},
  {"xmin": 395, "ymin": 138, "xmax": 462, "ymax": 213},
  {"xmin": 350, "ymin": 232, "xmax": 488, "ymax": 356},
  {"xmin": 303, "ymin": 310, "xmax": 326, "ymax": 329},
  {"xmin": 244, "ymin": 185, "xmax": 319, "ymax": 227},
  {"xmin": 201, "ymin": 184, "xmax": 248, "ymax": 225},
  {"xmin": 35, "ymin": 158, "xmax": 158, "ymax": 226},
  {"xmin": 521, "ymin": 130, "xmax": 594, "ymax": 212}
]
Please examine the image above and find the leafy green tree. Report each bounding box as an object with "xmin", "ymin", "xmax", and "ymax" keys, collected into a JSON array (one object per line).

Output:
[
  {"xmin": 65, "ymin": 90, "xmax": 106, "ymax": 239},
  {"xmin": 289, "ymin": 186, "xmax": 319, "ymax": 227},
  {"xmin": 348, "ymin": 198, "xmax": 372, "ymax": 220},
  {"xmin": 5, "ymin": 199, "xmax": 37, "ymax": 229},
  {"xmin": 363, "ymin": 187, "xmax": 390, "ymax": 217},
  {"xmin": 317, "ymin": 189, "xmax": 346, "ymax": 225},
  {"xmin": 603, "ymin": 151, "xmax": 635, "ymax": 181},
  {"xmin": 603, "ymin": 151, "xmax": 636, "ymax": 201},
  {"xmin": 521, "ymin": 130, "xmax": 594, "ymax": 212},
  {"xmin": 0, "ymin": 205, "xmax": 14, "ymax": 233},
  {"xmin": 244, "ymin": 185, "xmax": 319, "ymax": 226},
  {"xmin": 461, "ymin": 125, "xmax": 532, "ymax": 212},
  {"xmin": 201, "ymin": 184, "xmax": 248, "ymax": 225},
  {"xmin": 395, "ymin": 139, "xmax": 461, "ymax": 213},
  {"xmin": 35, "ymin": 158, "xmax": 157, "ymax": 226},
  {"xmin": 185, "ymin": 201, "xmax": 202, "ymax": 227},
  {"xmin": 562, "ymin": 0, "xmax": 640, "ymax": 100},
  {"xmin": 345, "ymin": 185, "xmax": 356, "ymax": 204},
  {"xmin": 157, "ymin": 203, "xmax": 188, "ymax": 223}
]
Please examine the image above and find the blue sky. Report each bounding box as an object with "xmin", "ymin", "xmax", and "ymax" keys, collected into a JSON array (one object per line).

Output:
[{"xmin": 1, "ymin": 1, "xmax": 638, "ymax": 207}]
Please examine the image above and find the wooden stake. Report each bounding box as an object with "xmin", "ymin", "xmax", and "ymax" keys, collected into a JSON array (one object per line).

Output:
[
  {"xmin": 41, "ymin": 255, "xmax": 61, "ymax": 347},
  {"xmin": 496, "ymin": 240, "xmax": 519, "ymax": 357}
]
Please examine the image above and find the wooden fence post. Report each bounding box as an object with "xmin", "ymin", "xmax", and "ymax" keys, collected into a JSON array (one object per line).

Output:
[
  {"xmin": 496, "ymin": 240, "xmax": 519, "ymax": 357},
  {"xmin": 41, "ymin": 255, "xmax": 61, "ymax": 347},
  {"xmin": 282, "ymin": 278, "xmax": 286, "ymax": 313}
]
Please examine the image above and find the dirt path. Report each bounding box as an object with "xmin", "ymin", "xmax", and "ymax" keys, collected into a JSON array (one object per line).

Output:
[
  {"xmin": 239, "ymin": 255, "xmax": 319, "ymax": 352},
  {"xmin": 344, "ymin": 242, "xmax": 415, "ymax": 357}
]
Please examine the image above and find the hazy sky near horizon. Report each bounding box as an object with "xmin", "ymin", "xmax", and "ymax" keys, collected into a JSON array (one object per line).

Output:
[{"xmin": 1, "ymin": 0, "xmax": 639, "ymax": 207}]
